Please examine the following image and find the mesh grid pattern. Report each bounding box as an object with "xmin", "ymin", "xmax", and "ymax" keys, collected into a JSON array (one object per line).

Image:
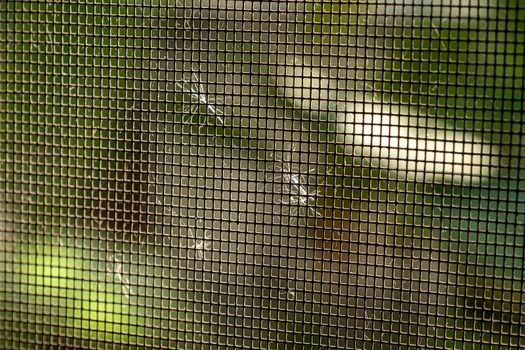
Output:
[{"xmin": 1, "ymin": 1, "xmax": 524, "ymax": 349}]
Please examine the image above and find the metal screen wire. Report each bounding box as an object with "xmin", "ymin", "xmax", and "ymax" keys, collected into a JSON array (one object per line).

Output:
[{"xmin": 1, "ymin": 1, "xmax": 524, "ymax": 349}]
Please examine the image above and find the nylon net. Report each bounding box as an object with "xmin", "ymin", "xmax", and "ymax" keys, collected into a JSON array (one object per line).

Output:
[{"xmin": 1, "ymin": 1, "xmax": 524, "ymax": 349}]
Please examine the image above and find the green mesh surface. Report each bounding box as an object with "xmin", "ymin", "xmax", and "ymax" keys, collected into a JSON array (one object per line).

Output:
[{"xmin": 1, "ymin": 1, "xmax": 524, "ymax": 349}]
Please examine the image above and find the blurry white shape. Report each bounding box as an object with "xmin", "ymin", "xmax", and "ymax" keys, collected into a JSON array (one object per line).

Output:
[
  {"xmin": 342, "ymin": 105, "xmax": 498, "ymax": 184},
  {"xmin": 276, "ymin": 58, "xmax": 499, "ymax": 184},
  {"xmin": 369, "ymin": 0, "xmax": 491, "ymax": 19}
]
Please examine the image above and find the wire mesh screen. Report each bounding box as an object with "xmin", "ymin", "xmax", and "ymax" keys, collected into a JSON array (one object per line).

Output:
[{"xmin": 1, "ymin": 1, "xmax": 524, "ymax": 349}]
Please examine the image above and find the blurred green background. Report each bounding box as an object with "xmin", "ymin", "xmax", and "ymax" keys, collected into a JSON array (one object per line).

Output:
[{"xmin": 1, "ymin": 0, "xmax": 524, "ymax": 349}]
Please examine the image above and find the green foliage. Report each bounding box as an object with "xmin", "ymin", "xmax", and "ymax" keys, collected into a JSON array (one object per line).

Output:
[{"xmin": 1, "ymin": 242, "xmax": 202, "ymax": 348}]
